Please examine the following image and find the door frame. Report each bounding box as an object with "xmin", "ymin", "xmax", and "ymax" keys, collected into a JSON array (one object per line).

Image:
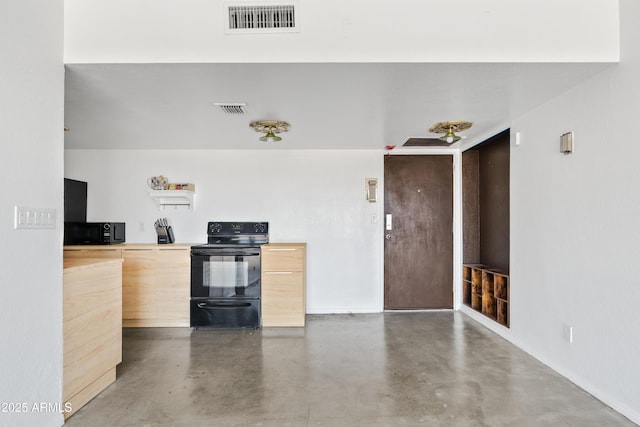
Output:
[{"xmin": 379, "ymin": 149, "xmax": 463, "ymax": 311}]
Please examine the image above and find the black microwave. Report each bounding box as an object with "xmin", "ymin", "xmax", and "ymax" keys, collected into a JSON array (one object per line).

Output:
[{"xmin": 64, "ymin": 222, "xmax": 126, "ymax": 245}]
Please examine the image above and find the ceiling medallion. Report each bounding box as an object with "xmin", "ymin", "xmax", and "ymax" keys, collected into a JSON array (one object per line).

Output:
[
  {"xmin": 428, "ymin": 120, "xmax": 473, "ymax": 143},
  {"xmin": 250, "ymin": 120, "xmax": 291, "ymax": 142}
]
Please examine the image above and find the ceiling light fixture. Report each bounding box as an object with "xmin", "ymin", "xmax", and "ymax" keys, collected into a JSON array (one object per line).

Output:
[
  {"xmin": 250, "ymin": 120, "xmax": 290, "ymax": 142},
  {"xmin": 428, "ymin": 121, "xmax": 473, "ymax": 144}
]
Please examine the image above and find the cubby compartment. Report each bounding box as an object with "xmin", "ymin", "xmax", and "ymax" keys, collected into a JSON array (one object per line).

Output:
[
  {"xmin": 462, "ymin": 281, "xmax": 471, "ymax": 305},
  {"xmin": 497, "ymin": 300, "xmax": 508, "ymax": 326},
  {"xmin": 494, "ymin": 274, "xmax": 508, "ymax": 300},
  {"xmin": 471, "ymin": 293, "xmax": 482, "ymax": 311},
  {"xmin": 462, "ymin": 265, "xmax": 472, "ymax": 305},
  {"xmin": 471, "ymin": 268, "xmax": 483, "ymax": 294},
  {"xmin": 463, "ymin": 265, "xmax": 472, "ymax": 282},
  {"xmin": 481, "ymin": 271, "xmax": 496, "ymax": 318}
]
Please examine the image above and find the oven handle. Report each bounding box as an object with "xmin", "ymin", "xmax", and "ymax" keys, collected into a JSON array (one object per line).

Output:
[
  {"xmin": 191, "ymin": 248, "xmax": 260, "ymax": 256},
  {"xmin": 197, "ymin": 301, "xmax": 252, "ymax": 309}
]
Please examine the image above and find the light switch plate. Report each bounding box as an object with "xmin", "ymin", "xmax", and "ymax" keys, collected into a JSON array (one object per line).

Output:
[
  {"xmin": 14, "ymin": 206, "xmax": 56, "ymax": 229},
  {"xmin": 563, "ymin": 324, "xmax": 573, "ymax": 343}
]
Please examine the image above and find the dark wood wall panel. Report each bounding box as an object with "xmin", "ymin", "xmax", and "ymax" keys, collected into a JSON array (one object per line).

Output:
[
  {"xmin": 462, "ymin": 150, "xmax": 480, "ymax": 264},
  {"xmin": 478, "ymin": 131, "xmax": 510, "ymax": 273},
  {"xmin": 462, "ymin": 129, "xmax": 510, "ymax": 273}
]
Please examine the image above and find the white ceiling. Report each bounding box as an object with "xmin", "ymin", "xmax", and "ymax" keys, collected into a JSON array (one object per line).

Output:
[{"xmin": 64, "ymin": 62, "xmax": 612, "ymax": 150}]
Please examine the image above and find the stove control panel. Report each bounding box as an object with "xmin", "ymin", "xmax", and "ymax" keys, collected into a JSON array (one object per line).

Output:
[
  {"xmin": 209, "ymin": 222, "xmax": 223, "ymax": 233},
  {"xmin": 207, "ymin": 222, "xmax": 269, "ymax": 235}
]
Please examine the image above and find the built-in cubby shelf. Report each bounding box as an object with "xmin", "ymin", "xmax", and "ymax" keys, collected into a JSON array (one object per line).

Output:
[
  {"xmin": 463, "ymin": 264, "xmax": 509, "ymax": 327},
  {"xmin": 462, "ymin": 130, "xmax": 510, "ymax": 328},
  {"xmin": 147, "ymin": 190, "xmax": 195, "ymax": 210}
]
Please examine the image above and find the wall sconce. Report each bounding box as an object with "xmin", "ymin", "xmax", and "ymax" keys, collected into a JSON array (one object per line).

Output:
[{"xmin": 560, "ymin": 131, "xmax": 574, "ymax": 154}]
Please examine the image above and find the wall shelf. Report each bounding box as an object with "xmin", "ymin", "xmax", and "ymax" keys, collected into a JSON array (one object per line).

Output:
[{"xmin": 147, "ymin": 190, "xmax": 195, "ymax": 210}]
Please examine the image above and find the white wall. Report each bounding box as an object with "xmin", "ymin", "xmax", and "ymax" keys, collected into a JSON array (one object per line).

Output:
[
  {"xmin": 60, "ymin": 0, "xmax": 639, "ymax": 423},
  {"xmin": 64, "ymin": 0, "xmax": 619, "ymax": 63},
  {"xmin": 462, "ymin": 0, "xmax": 640, "ymax": 422},
  {"xmin": 64, "ymin": 149, "xmax": 384, "ymax": 313},
  {"xmin": 0, "ymin": 1, "xmax": 64, "ymax": 427}
]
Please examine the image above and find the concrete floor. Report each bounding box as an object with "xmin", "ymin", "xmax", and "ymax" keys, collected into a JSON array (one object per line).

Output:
[{"xmin": 65, "ymin": 312, "xmax": 635, "ymax": 426}]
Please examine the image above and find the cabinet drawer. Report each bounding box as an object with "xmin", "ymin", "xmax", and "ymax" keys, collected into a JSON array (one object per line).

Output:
[
  {"xmin": 262, "ymin": 247, "xmax": 304, "ymax": 271},
  {"xmin": 64, "ymin": 248, "xmax": 122, "ymax": 259},
  {"xmin": 263, "ymin": 285, "xmax": 304, "ymax": 311},
  {"xmin": 262, "ymin": 271, "xmax": 304, "ymax": 292}
]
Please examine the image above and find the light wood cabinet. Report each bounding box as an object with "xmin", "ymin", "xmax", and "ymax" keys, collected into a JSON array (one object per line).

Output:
[
  {"xmin": 63, "ymin": 258, "xmax": 123, "ymax": 419},
  {"xmin": 64, "ymin": 244, "xmax": 191, "ymax": 327},
  {"xmin": 261, "ymin": 243, "xmax": 306, "ymax": 327},
  {"xmin": 122, "ymin": 248, "xmax": 157, "ymax": 321},
  {"xmin": 155, "ymin": 247, "xmax": 191, "ymax": 326},
  {"xmin": 122, "ymin": 246, "xmax": 190, "ymax": 327}
]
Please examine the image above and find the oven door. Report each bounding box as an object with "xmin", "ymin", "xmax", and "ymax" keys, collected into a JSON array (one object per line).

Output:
[
  {"xmin": 190, "ymin": 298, "xmax": 260, "ymax": 329},
  {"xmin": 191, "ymin": 246, "xmax": 261, "ymax": 298}
]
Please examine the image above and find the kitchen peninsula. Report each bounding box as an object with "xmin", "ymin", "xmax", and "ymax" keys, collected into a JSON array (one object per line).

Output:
[{"xmin": 63, "ymin": 257, "xmax": 123, "ymax": 419}]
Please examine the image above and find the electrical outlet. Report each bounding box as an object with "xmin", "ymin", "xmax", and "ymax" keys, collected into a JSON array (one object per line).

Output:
[
  {"xmin": 14, "ymin": 206, "xmax": 56, "ymax": 229},
  {"xmin": 563, "ymin": 324, "xmax": 573, "ymax": 343}
]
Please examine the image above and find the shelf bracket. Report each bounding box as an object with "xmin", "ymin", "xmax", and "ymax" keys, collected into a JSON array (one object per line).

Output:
[{"xmin": 147, "ymin": 190, "xmax": 195, "ymax": 210}]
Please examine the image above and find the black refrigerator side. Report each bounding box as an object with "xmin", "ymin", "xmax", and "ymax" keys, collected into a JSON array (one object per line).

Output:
[{"xmin": 64, "ymin": 178, "xmax": 87, "ymax": 222}]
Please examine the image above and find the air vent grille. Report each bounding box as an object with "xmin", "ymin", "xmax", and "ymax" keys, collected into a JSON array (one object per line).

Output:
[
  {"xmin": 227, "ymin": 4, "xmax": 296, "ymax": 31},
  {"xmin": 214, "ymin": 103, "xmax": 247, "ymax": 114},
  {"xmin": 403, "ymin": 138, "xmax": 451, "ymax": 147}
]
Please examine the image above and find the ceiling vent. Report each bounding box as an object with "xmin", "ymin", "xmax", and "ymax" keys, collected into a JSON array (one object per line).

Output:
[
  {"xmin": 225, "ymin": 2, "xmax": 299, "ymax": 34},
  {"xmin": 214, "ymin": 103, "xmax": 248, "ymax": 114},
  {"xmin": 403, "ymin": 138, "xmax": 451, "ymax": 147}
]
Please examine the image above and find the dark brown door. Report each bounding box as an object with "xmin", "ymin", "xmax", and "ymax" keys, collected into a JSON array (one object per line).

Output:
[{"xmin": 384, "ymin": 155, "xmax": 453, "ymax": 309}]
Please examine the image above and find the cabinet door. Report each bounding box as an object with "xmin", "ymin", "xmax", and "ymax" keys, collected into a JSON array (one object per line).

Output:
[
  {"xmin": 156, "ymin": 248, "xmax": 190, "ymax": 326},
  {"xmin": 122, "ymin": 249, "xmax": 156, "ymax": 320},
  {"xmin": 262, "ymin": 271, "xmax": 305, "ymax": 326}
]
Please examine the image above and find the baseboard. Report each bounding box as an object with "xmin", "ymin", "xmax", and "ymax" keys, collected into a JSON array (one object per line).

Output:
[
  {"xmin": 384, "ymin": 308, "xmax": 454, "ymax": 313},
  {"xmin": 306, "ymin": 306, "xmax": 381, "ymax": 314}
]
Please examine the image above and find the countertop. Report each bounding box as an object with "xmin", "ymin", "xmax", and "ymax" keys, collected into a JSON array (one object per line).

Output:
[
  {"xmin": 263, "ymin": 243, "xmax": 307, "ymax": 247},
  {"xmin": 64, "ymin": 243, "xmax": 196, "ymax": 250}
]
